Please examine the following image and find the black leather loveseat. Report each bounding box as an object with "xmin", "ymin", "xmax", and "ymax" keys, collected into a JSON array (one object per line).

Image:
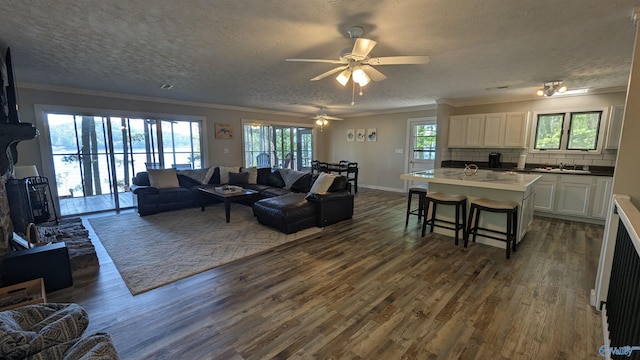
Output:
[{"xmin": 130, "ymin": 167, "xmax": 354, "ymax": 233}]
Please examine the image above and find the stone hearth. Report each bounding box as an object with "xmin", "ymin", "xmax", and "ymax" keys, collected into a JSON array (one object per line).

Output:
[{"xmin": 0, "ymin": 177, "xmax": 12, "ymax": 256}]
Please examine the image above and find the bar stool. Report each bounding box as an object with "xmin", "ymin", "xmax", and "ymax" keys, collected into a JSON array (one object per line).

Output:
[
  {"xmin": 422, "ymin": 192, "xmax": 467, "ymax": 245},
  {"xmin": 405, "ymin": 185, "xmax": 428, "ymax": 226},
  {"xmin": 465, "ymin": 198, "xmax": 518, "ymax": 259}
]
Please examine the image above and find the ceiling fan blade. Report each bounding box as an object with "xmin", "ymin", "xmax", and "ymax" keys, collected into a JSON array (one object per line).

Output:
[
  {"xmin": 286, "ymin": 58, "xmax": 344, "ymax": 64},
  {"xmin": 351, "ymin": 38, "xmax": 377, "ymax": 60},
  {"xmin": 366, "ymin": 55, "xmax": 431, "ymax": 65},
  {"xmin": 310, "ymin": 65, "xmax": 349, "ymax": 81},
  {"xmin": 361, "ymin": 65, "xmax": 387, "ymax": 82},
  {"xmin": 311, "ymin": 115, "xmax": 344, "ymax": 121}
]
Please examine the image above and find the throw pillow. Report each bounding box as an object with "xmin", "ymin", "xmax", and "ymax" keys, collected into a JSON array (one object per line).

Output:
[
  {"xmin": 147, "ymin": 168, "xmax": 179, "ymax": 189},
  {"xmin": 243, "ymin": 167, "xmax": 258, "ymax": 184},
  {"xmin": 309, "ymin": 172, "xmax": 338, "ymax": 194},
  {"xmin": 278, "ymin": 168, "xmax": 307, "ymax": 189},
  {"xmin": 290, "ymin": 173, "xmax": 313, "ymax": 192},
  {"xmin": 177, "ymin": 167, "xmax": 215, "ymax": 184},
  {"xmin": 219, "ymin": 166, "xmax": 240, "ymax": 184},
  {"xmin": 228, "ymin": 172, "xmax": 249, "ymax": 185}
]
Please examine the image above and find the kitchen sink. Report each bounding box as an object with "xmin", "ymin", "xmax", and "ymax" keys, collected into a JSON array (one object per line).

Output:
[{"xmin": 532, "ymin": 168, "xmax": 591, "ymax": 174}]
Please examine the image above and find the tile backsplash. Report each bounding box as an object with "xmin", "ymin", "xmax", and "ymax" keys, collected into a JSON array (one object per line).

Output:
[{"xmin": 443, "ymin": 148, "xmax": 617, "ymax": 167}]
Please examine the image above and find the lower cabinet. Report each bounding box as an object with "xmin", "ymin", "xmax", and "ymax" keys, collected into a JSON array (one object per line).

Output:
[
  {"xmin": 591, "ymin": 177, "xmax": 614, "ymax": 219},
  {"xmin": 556, "ymin": 177, "xmax": 592, "ymax": 217},
  {"xmin": 533, "ymin": 174, "xmax": 613, "ymax": 223},
  {"xmin": 533, "ymin": 174, "xmax": 558, "ymax": 212}
]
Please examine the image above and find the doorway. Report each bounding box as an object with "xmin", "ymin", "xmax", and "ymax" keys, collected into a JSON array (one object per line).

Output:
[{"xmin": 405, "ymin": 117, "xmax": 437, "ymax": 191}]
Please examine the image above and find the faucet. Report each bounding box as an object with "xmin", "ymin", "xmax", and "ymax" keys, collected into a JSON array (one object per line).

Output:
[{"xmin": 559, "ymin": 162, "xmax": 564, "ymax": 170}]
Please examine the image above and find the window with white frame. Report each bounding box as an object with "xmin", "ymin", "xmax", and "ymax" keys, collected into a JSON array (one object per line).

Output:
[
  {"xmin": 242, "ymin": 122, "xmax": 314, "ymax": 170},
  {"xmin": 531, "ymin": 110, "xmax": 604, "ymax": 152}
]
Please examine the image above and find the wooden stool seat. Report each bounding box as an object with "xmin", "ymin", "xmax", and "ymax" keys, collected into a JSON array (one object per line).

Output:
[
  {"xmin": 422, "ymin": 192, "xmax": 467, "ymax": 245},
  {"xmin": 465, "ymin": 198, "xmax": 519, "ymax": 259},
  {"xmin": 405, "ymin": 185, "xmax": 428, "ymax": 226}
]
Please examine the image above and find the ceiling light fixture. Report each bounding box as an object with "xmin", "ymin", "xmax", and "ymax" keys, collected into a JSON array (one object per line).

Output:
[{"xmin": 536, "ymin": 81, "xmax": 567, "ymax": 97}]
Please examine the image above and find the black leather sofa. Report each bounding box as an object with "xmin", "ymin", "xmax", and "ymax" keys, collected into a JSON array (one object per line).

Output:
[{"xmin": 130, "ymin": 167, "xmax": 354, "ymax": 233}]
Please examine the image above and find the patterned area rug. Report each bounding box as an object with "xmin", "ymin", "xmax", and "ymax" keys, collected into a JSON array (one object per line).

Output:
[{"xmin": 89, "ymin": 204, "xmax": 322, "ymax": 295}]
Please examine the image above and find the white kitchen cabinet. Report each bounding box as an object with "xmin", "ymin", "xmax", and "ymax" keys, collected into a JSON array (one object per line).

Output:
[
  {"xmin": 483, "ymin": 113, "xmax": 505, "ymax": 147},
  {"xmin": 448, "ymin": 115, "xmax": 466, "ymax": 147},
  {"xmin": 533, "ymin": 174, "xmax": 613, "ymax": 223},
  {"xmin": 605, "ymin": 105, "xmax": 624, "ymax": 149},
  {"xmin": 503, "ymin": 112, "xmax": 529, "ymax": 148},
  {"xmin": 556, "ymin": 175, "xmax": 592, "ymax": 217},
  {"xmin": 591, "ymin": 177, "xmax": 614, "ymax": 219},
  {"xmin": 533, "ymin": 174, "xmax": 558, "ymax": 212},
  {"xmin": 465, "ymin": 114, "xmax": 485, "ymax": 147},
  {"xmin": 448, "ymin": 112, "xmax": 529, "ymax": 148}
]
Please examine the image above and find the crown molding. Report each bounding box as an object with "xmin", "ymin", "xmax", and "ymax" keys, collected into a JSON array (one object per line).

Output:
[
  {"xmin": 17, "ymin": 82, "xmax": 310, "ymax": 118},
  {"xmin": 439, "ymin": 86, "xmax": 627, "ymax": 108},
  {"xmin": 339, "ymin": 103, "xmax": 438, "ymax": 118}
]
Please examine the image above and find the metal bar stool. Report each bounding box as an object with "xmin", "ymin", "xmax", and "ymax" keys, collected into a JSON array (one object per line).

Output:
[
  {"xmin": 464, "ymin": 198, "xmax": 519, "ymax": 259},
  {"xmin": 422, "ymin": 192, "xmax": 467, "ymax": 245},
  {"xmin": 405, "ymin": 185, "xmax": 428, "ymax": 226}
]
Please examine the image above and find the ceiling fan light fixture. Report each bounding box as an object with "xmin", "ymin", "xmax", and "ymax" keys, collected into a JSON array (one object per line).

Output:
[
  {"xmin": 352, "ymin": 67, "xmax": 370, "ymax": 86},
  {"xmin": 336, "ymin": 69, "xmax": 351, "ymax": 86}
]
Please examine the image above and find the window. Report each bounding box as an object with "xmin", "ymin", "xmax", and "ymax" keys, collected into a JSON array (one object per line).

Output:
[
  {"xmin": 243, "ymin": 122, "xmax": 313, "ymax": 170},
  {"xmin": 567, "ymin": 112, "xmax": 601, "ymax": 150},
  {"xmin": 532, "ymin": 110, "xmax": 603, "ymax": 152},
  {"xmin": 534, "ymin": 113, "xmax": 564, "ymax": 150},
  {"xmin": 412, "ymin": 123, "xmax": 437, "ymax": 160}
]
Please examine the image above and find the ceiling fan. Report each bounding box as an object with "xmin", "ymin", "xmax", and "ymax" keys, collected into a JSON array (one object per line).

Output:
[
  {"xmin": 286, "ymin": 26, "xmax": 430, "ymax": 104},
  {"xmin": 312, "ymin": 107, "xmax": 343, "ymax": 130}
]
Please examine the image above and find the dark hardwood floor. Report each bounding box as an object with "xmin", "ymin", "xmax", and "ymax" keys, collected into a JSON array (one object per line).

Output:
[{"xmin": 49, "ymin": 188, "xmax": 604, "ymax": 359}]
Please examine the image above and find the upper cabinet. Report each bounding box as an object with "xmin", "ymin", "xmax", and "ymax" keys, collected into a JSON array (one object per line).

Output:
[
  {"xmin": 465, "ymin": 114, "xmax": 486, "ymax": 147},
  {"xmin": 605, "ymin": 105, "xmax": 624, "ymax": 150},
  {"xmin": 448, "ymin": 112, "xmax": 529, "ymax": 148},
  {"xmin": 483, "ymin": 114, "xmax": 505, "ymax": 147},
  {"xmin": 448, "ymin": 116, "xmax": 466, "ymax": 147},
  {"xmin": 503, "ymin": 112, "xmax": 529, "ymax": 148}
]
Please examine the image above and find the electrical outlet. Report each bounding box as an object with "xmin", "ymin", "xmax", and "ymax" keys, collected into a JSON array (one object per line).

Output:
[
  {"xmin": 395, "ymin": 148, "xmax": 403, "ymax": 154},
  {"xmin": 223, "ymin": 148, "xmax": 229, "ymax": 154}
]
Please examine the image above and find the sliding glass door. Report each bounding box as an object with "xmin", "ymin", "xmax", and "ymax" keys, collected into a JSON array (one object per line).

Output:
[{"xmin": 45, "ymin": 113, "xmax": 202, "ymax": 215}]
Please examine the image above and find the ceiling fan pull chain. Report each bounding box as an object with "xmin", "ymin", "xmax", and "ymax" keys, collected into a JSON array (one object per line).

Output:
[
  {"xmin": 351, "ymin": 81, "xmax": 356, "ymax": 106},
  {"xmin": 359, "ymin": 84, "xmax": 363, "ymax": 96}
]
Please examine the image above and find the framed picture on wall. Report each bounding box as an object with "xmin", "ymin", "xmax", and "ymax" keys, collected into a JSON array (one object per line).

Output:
[
  {"xmin": 367, "ymin": 128, "xmax": 377, "ymax": 142},
  {"xmin": 356, "ymin": 129, "xmax": 365, "ymax": 142},
  {"xmin": 215, "ymin": 123, "xmax": 233, "ymax": 139},
  {"xmin": 346, "ymin": 129, "xmax": 355, "ymax": 142}
]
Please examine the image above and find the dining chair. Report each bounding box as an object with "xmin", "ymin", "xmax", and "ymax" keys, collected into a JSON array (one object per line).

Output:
[{"xmin": 346, "ymin": 162, "xmax": 358, "ymax": 193}]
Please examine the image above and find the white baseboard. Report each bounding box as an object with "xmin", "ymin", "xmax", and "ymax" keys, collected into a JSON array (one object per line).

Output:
[{"xmin": 358, "ymin": 184, "xmax": 404, "ymax": 193}]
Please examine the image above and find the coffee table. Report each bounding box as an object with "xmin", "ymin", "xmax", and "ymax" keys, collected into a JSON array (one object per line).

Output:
[{"xmin": 198, "ymin": 185, "xmax": 258, "ymax": 223}]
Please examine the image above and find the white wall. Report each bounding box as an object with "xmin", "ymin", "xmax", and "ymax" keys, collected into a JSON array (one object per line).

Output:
[{"xmin": 322, "ymin": 108, "xmax": 438, "ymax": 192}]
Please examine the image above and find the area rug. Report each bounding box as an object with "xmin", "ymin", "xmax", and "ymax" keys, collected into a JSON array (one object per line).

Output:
[{"xmin": 89, "ymin": 204, "xmax": 322, "ymax": 295}]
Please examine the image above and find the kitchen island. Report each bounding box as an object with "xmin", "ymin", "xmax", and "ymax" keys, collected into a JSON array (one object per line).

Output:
[{"xmin": 401, "ymin": 169, "xmax": 541, "ymax": 249}]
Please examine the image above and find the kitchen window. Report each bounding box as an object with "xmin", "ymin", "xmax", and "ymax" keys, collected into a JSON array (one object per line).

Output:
[{"xmin": 531, "ymin": 110, "xmax": 605, "ymax": 153}]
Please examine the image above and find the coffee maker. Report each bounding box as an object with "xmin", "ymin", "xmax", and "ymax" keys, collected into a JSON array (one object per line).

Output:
[{"xmin": 488, "ymin": 152, "xmax": 502, "ymax": 168}]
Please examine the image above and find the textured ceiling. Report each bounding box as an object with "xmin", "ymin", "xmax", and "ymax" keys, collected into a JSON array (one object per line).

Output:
[{"xmin": 0, "ymin": 0, "xmax": 637, "ymax": 117}]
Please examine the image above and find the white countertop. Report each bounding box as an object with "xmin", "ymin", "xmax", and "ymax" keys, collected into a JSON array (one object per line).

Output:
[{"xmin": 401, "ymin": 169, "xmax": 541, "ymax": 192}]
